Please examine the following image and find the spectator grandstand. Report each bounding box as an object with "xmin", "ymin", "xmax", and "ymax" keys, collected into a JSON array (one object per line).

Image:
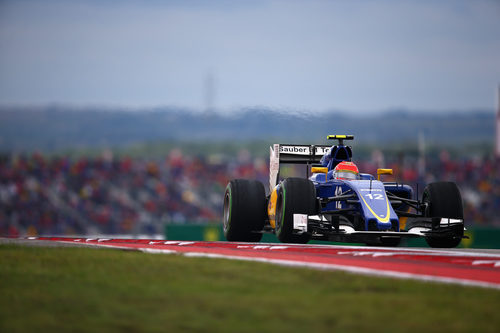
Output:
[{"xmin": 0, "ymin": 150, "xmax": 498, "ymax": 237}]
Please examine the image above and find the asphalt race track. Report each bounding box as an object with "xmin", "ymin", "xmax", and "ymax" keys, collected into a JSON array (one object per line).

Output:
[{"xmin": 4, "ymin": 237, "xmax": 500, "ymax": 289}]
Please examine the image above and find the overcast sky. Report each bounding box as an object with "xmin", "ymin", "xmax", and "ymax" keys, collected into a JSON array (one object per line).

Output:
[{"xmin": 0, "ymin": 0, "xmax": 499, "ymax": 113}]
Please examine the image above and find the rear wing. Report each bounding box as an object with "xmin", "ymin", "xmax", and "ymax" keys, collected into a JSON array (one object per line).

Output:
[{"xmin": 269, "ymin": 144, "xmax": 331, "ymax": 192}]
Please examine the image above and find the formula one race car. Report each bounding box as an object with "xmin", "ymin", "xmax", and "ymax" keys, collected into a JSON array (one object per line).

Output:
[{"xmin": 223, "ymin": 135, "xmax": 466, "ymax": 248}]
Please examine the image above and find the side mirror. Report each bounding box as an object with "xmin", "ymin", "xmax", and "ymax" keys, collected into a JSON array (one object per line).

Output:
[
  {"xmin": 377, "ymin": 168, "xmax": 393, "ymax": 180},
  {"xmin": 311, "ymin": 167, "xmax": 328, "ymax": 176}
]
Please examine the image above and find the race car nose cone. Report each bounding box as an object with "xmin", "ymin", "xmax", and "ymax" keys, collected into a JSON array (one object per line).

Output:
[{"xmin": 377, "ymin": 220, "xmax": 393, "ymax": 231}]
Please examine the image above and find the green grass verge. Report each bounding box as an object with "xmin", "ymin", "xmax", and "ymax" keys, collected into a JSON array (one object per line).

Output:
[{"xmin": 1, "ymin": 244, "xmax": 499, "ymax": 333}]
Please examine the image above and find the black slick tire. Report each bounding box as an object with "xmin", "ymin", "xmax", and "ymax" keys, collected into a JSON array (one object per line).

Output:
[
  {"xmin": 422, "ymin": 182, "xmax": 464, "ymax": 248},
  {"xmin": 223, "ymin": 179, "xmax": 266, "ymax": 242},
  {"xmin": 275, "ymin": 178, "xmax": 316, "ymax": 244}
]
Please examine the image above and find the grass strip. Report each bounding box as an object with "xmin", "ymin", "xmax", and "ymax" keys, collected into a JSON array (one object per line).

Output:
[{"xmin": 1, "ymin": 244, "xmax": 499, "ymax": 333}]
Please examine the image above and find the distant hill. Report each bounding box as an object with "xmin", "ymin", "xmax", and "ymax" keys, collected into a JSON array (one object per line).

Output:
[{"xmin": 0, "ymin": 106, "xmax": 495, "ymax": 153}]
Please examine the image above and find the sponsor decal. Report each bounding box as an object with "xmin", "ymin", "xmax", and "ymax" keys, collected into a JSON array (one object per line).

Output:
[
  {"xmin": 280, "ymin": 146, "xmax": 310, "ymax": 154},
  {"xmin": 335, "ymin": 186, "xmax": 342, "ymax": 209},
  {"xmin": 279, "ymin": 145, "xmax": 330, "ymax": 155},
  {"xmin": 293, "ymin": 214, "xmax": 308, "ymax": 232},
  {"xmin": 315, "ymin": 146, "xmax": 330, "ymax": 155}
]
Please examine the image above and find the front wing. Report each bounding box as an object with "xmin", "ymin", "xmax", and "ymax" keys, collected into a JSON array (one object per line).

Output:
[{"xmin": 292, "ymin": 214, "xmax": 465, "ymax": 244}]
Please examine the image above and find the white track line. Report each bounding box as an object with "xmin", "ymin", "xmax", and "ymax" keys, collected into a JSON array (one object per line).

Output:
[
  {"xmin": 39, "ymin": 239, "xmax": 500, "ymax": 289},
  {"xmin": 177, "ymin": 251, "xmax": 500, "ymax": 290}
]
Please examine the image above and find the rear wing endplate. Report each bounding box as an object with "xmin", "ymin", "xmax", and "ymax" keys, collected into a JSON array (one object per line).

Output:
[{"xmin": 269, "ymin": 144, "xmax": 331, "ymax": 192}]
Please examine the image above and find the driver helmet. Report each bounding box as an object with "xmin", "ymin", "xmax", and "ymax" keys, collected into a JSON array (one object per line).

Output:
[{"xmin": 333, "ymin": 161, "xmax": 360, "ymax": 180}]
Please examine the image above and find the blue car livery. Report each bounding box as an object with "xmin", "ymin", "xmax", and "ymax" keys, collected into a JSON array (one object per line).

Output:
[{"xmin": 223, "ymin": 135, "xmax": 465, "ymax": 248}]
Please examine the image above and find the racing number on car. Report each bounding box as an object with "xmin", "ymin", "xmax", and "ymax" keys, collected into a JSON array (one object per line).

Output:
[{"xmin": 364, "ymin": 193, "xmax": 384, "ymax": 200}]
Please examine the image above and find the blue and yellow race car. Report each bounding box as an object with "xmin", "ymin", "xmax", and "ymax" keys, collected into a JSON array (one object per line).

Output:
[{"xmin": 223, "ymin": 135, "xmax": 465, "ymax": 248}]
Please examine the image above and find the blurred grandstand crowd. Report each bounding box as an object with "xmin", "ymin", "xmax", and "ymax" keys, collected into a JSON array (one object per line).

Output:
[{"xmin": 1, "ymin": 149, "xmax": 499, "ymax": 237}]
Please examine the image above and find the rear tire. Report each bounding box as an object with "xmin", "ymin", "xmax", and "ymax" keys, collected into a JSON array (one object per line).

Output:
[
  {"xmin": 423, "ymin": 182, "xmax": 464, "ymax": 248},
  {"xmin": 275, "ymin": 178, "xmax": 316, "ymax": 244},
  {"xmin": 223, "ymin": 179, "xmax": 266, "ymax": 242}
]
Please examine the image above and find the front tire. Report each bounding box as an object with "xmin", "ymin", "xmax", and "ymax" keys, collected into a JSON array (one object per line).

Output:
[
  {"xmin": 275, "ymin": 178, "xmax": 316, "ymax": 244},
  {"xmin": 223, "ymin": 179, "xmax": 266, "ymax": 242},
  {"xmin": 423, "ymin": 182, "xmax": 464, "ymax": 248}
]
